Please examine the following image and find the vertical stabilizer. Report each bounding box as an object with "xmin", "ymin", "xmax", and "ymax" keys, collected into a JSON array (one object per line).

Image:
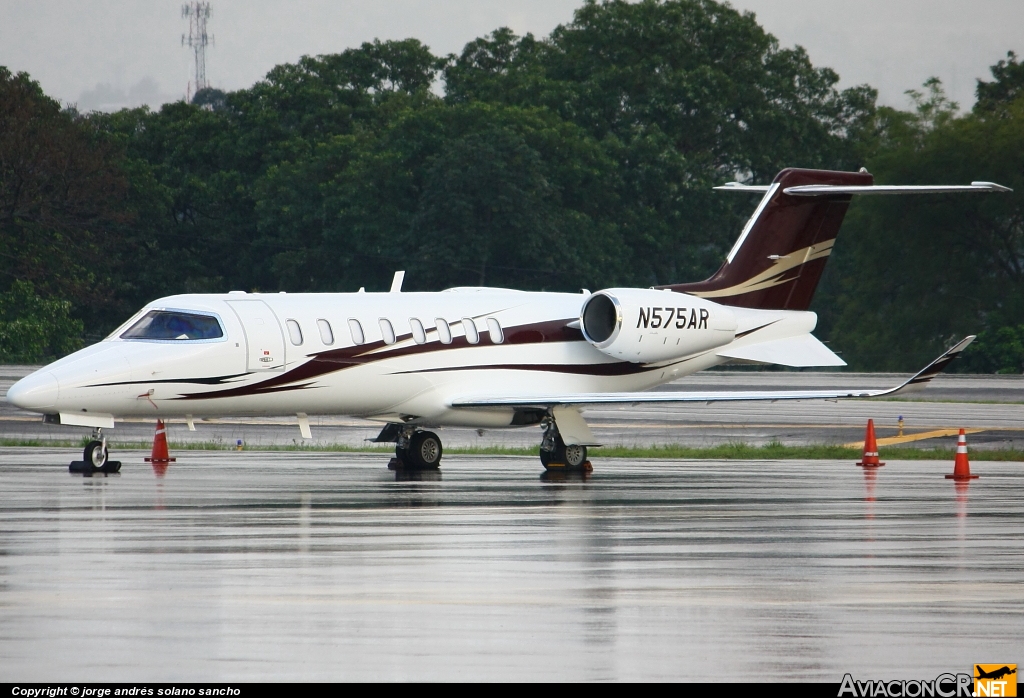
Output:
[{"xmin": 660, "ymin": 168, "xmax": 872, "ymax": 310}]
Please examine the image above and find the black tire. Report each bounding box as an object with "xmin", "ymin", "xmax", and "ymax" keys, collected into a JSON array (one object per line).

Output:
[
  {"xmin": 539, "ymin": 446, "xmax": 555, "ymax": 467},
  {"xmin": 83, "ymin": 440, "xmax": 108, "ymax": 469},
  {"xmin": 539, "ymin": 437, "xmax": 588, "ymax": 470},
  {"xmin": 540, "ymin": 435, "xmax": 564, "ymax": 469},
  {"xmin": 407, "ymin": 431, "xmax": 443, "ymax": 469}
]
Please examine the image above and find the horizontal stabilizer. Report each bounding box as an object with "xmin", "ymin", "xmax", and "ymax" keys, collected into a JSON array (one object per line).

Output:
[
  {"xmin": 714, "ymin": 181, "xmax": 1012, "ymax": 195},
  {"xmin": 667, "ymin": 169, "xmax": 1010, "ymax": 313},
  {"xmin": 717, "ymin": 334, "xmax": 845, "ymax": 367},
  {"xmin": 784, "ymin": 182, "xmax": 1012, "ymax": 196}
]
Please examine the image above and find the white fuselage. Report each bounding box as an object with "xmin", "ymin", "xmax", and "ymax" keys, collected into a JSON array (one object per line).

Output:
[{"xmin": 7, "ymin": 287, "xmax": 817, "ymax": 429}]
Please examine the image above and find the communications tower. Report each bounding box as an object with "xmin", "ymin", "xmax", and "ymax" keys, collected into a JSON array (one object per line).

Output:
[{"xmin": 182, "ymin": 2, "xmax": 213, "ymax": 100}]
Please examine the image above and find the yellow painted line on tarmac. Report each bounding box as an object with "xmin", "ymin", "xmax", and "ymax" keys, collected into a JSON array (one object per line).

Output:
[
  {"xmin": 589, "ymin": 422, "xmax": 871, "ymax": 429},
  {"xmin": 589, "ymin": 422, "xmax": 1023, "ymax": 432},
  {"xmin": 842, "ymin": 428, "xmax": 986, "ymax": 448}
]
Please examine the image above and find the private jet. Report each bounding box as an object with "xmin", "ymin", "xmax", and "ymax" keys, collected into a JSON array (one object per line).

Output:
[{"xmin": 5, "ymin": 168, "xmax": 1008, "ymax": 471}]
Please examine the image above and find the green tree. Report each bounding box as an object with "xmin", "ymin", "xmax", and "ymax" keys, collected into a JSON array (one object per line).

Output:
[
  {"xmin": 0, "ymin": 281, "xmax": 83, "ymax": 362},
  {"xmin": 815, "ymin": 73, "xmax": 1024, "ymax": 370},
  {"xmin": 975, "ymin": 51, "xmax": 1024, "ymax": 116},
  {"xmin": 445, "ymin": 1, "xmax": 875, "ymax": 178},
  {"xmin": 443, "ymin": 1, "xmax": 878, "ymax": 285},
  {"xmin": 0, "ymin": 67, "xmax": 133, "ymax": 328},
  {"xmin": 959, "ymin": 326, "xmax": 1024, "ymax": 373},
  {"xmin": 191, "ymin": 87, "xmax": 228, "ymax": 111},
  {"xmin": 254, "ymin": 102, "xmax": 627, "ymax": 292},
  {"xmin": 95, "ymin": 39, "xmax": 446, "ymax": 307}
]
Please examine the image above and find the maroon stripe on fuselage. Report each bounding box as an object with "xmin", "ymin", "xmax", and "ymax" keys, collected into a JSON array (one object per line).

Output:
[
  {"xmin": 392, "ymin": 361, "xmax": 661, "ymax": 377},
  {"xmin": 174, "ymin": 318, "xmax": 586, "ymax": 400}
]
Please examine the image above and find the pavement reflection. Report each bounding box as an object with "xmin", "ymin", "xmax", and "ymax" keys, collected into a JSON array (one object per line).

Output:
[
  {"xmin": 539, "ymin": 470, "xmax": 592, "ymax": 484},
  {"xmin": 1, "ymin": 448, "xmax": 1021, "ymax": 682},
  {"xmin": 862, "ymin": 465, "xmax": 878, "ymax": 513},
  {"xmin": 392, "ymin": 468, "xmax": 442, "ymax": 482}
]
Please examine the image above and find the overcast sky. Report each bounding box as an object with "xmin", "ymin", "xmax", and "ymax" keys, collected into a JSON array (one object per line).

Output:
[{"xmin": 1, "ymin": 0, "xmax": 1021, "ymax": 113}]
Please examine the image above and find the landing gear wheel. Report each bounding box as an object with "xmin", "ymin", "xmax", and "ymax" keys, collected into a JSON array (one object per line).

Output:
[
  {"xmin": 539, "ymin": 437, "xmax": 589, "ymax": 472},
  {"xmin": 563, "ymin": 443, "xmax": 588, "ymax": 468},
  {"xmin": 407, "ymin": 431, "xmax": 443, "ymax": 469},
  {"xmin": 83, "ymin": 440, "xmax": 108, "ymax": 469},
  {"xmin": 540, "ymin": 446, "xmax": 555, "ymax": 468}
]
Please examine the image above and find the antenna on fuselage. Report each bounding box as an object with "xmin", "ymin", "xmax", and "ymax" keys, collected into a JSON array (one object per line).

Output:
[{"xmin": 390, "ymin": 271, "xmax": 405, "ymax": 293}]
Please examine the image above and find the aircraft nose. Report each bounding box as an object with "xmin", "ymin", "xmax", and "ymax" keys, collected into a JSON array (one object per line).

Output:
[{"xmin": 6, "ymin": 371, "xmax": 59, "ymax": 412}]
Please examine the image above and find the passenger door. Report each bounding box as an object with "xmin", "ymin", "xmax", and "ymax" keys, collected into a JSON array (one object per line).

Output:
[{"xmin": 226, "ymin": 300, "xmax": 286, "ymax": 371}]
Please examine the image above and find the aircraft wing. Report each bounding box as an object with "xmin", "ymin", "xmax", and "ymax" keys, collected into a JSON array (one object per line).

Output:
[{"xmin": 450, "ymin": 336, "xmax": 974, "ymax": 409}]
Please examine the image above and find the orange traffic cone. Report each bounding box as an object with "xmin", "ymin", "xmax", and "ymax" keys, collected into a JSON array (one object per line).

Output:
[
  {"xmin": 145, "ymin": 419, "xmax": 176, "ymax": 464},
  {"xmin": 945, "ymin": 428, "xmax": 978, "ymax": 480},
  {"xmin": 856, "ymin": 419, "xmax": 885, "ymax": 467}
]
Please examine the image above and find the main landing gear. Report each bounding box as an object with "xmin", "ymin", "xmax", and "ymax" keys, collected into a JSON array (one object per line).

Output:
[
  {"xmin": 373, "ymin": 417, "xmax": 593, "ymax": 474},
  {"xmin": 398, "ymin": 430, "xmax": 443, "ymax": 469},
  {"xmin": 539, "ymin": 416, "xmax": 592, "ymax": 473},
  {"xmin": 376, "ymin": 424, "xmax": 443, "ymax": 470},
  {"xmin": 69, "ymin": 428, "xmax": 122, "ymax": 474}
]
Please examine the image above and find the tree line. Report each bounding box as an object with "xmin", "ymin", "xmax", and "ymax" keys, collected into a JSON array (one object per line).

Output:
[{"xmin": 2, "ymin": 0, "xmax": 1022, "ymax": 371}]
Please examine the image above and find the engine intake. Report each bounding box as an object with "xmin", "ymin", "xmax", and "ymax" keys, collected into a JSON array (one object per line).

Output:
[{"xmin": 581, "ymin": 292, "xmax": 619, "ymax": 345}]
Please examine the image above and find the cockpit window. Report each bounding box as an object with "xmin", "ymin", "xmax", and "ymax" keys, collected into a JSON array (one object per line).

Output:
[{"xmin": 120, "ymin": 310, "xmax": 224, "ymax": 340}]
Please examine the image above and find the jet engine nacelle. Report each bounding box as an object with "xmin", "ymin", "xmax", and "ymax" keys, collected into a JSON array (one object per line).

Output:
[{"xmin": 580, "ymin": 289, "xmax": 737, "ymax": 363}]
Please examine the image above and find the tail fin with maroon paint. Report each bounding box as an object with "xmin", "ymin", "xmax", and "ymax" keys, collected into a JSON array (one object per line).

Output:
[{"xmin": 659, "ymin": 168, "xmax": 1009, "ymax": 311}]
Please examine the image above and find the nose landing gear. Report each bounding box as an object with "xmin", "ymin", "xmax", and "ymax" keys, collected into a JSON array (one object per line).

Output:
[
  {"xmin": 84, "ymin": 439, "xmax": 107, "ymax": 468},
  {"xmin": 69, "ymin": 428, "xmax": 122, "ymax": 474}
]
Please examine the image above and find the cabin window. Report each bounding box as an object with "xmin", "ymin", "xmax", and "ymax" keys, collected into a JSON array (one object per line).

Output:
[
  {"xmin": 286, "ymin": 319, "xmax": 303, "ymax": 346},
  {"xmin": 121, "ymin": 310, "xmax": 223, "ymax": 341},
  {"xmin": 317, "ymin": 319, "xmax": 334, "ymax": 345},
  {"xmin": 410, "ymin": 318, "xmax": 426, "ymax": 344},
  {"xmin": 379, "ymin": 318, "xmax": 396, "ymax": 345},
  {"xmin": 486, "ymin": 318, "xmax": 504, "ymax": 344},
  {"xmin": 348, "ymin": 318, "xmax": 365, "ymax": 345},
  {"xmin": 462, "ymin": 317, "xmax": 479, "ymax": 344},
  {"xmin": 435, "ymin": 318, "xmax": 452, "ymax": 344}
]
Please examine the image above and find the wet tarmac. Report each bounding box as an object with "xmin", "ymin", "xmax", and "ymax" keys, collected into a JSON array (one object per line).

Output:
[{"xmin": 1, "ymin": 449, "xmax": 1021, "ymax": 681}]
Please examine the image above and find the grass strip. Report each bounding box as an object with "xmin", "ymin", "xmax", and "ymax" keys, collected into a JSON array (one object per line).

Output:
[{"xmin": 2, "ymin": 438, "xmax": 1022, "ymax": 461}]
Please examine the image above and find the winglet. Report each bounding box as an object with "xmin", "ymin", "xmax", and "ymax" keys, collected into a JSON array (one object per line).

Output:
[
  {"xmin": 971, "ymin": 181, "xmax": 1013, "ymax": 192},
  {"xmin": 886, "ymin": 336, "xmax": 975, "ymax": 395}
]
